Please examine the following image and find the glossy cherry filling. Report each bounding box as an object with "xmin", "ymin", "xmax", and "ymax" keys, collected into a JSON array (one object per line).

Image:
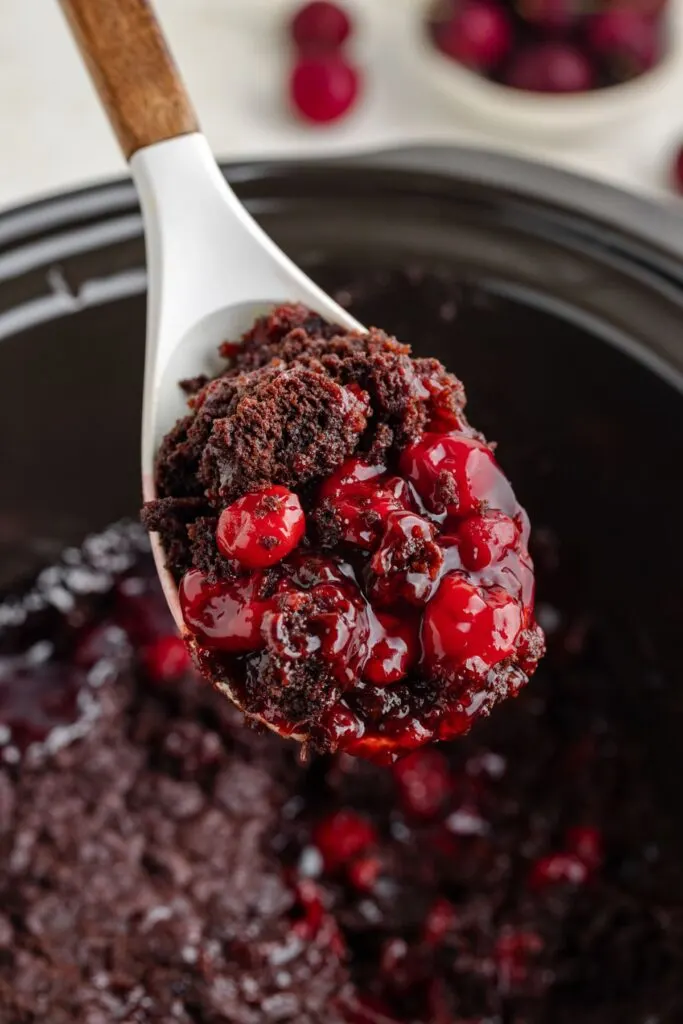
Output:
[
  {"xmin": 142, "ymin": 304, "xmax": 544, "ymax": 758},
  {"xmin": 178, "ymin": 433, "xmax": 543, "ymax": 761}
]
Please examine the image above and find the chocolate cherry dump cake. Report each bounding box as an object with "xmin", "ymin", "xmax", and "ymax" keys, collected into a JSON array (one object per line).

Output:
[
  {"xmin": 142, "ymin": 304, "xmax": 545, "ymax": 760},
  {"xmin": 2, "ymin": 521, "xmax": 683, "ymax": 1023}
]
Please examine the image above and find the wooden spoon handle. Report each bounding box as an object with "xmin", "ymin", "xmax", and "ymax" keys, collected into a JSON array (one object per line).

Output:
[{"xmin": 59, "ymin": 0, "xmax": 199, "ymax": 160}]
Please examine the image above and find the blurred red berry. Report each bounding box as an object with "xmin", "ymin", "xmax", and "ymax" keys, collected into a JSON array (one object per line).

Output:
[
  {"xmin": 505, "ymin": 42, "xmax": 595, "ymax": 93},
  {"xmin": 566, "ymin": 825, "xmax": 603, "ymax": 871},
  {"xmin": 529, "ymin": 852, "xmax": 589, "ymax": 889},
  {"xmin": 586, "ymin": 11, "xmax": 660, "ymax": 81},
  {"xmin": 347, "ymin": 855, "xmax": 381, "ymax": 892},
  {"xmin": 433, "ymin": 0, "xmax": 513, "ymax": 71},
  {"xmin": 313, "ymin": 809, "xmax": 377, "ymax": 871},
  {"xmin": 393, "ymin": 750, "xmax": 452, "ymax": 819},
  {"xmin": 290, "ymin": 55, "xmax": 360, "ymax": 123},
  {"xmin": 291, "ymin": 1, "xmax": 352, "ymax": 52},
  {"xmin": 142, "ymin": 634, "xmax": 191, "ymax": 683}
]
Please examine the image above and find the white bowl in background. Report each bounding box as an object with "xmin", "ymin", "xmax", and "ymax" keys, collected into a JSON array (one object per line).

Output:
[{"xmin": 413, "ymin": 0, "xmax": 683, "ymax": 142}]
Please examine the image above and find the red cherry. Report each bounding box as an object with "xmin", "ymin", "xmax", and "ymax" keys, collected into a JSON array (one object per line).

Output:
[
  {"xmin": 216, "ymin": 485, "xmax": 305, "ymax": 570},
  {"xmin": 318, "ymin": 457, "xmax": 413, "ymax": 549},
  {"xmin": 399, "ymin": 432, "xmax": 516, "ymax": 518},
  {"xmin": 529, "ymin": 852, "xmax": 589, "ymax": 889},
  {"xmin": 504, "ymin": 42, "xmax": 595, "ymax": 93},
  {"xmin": 320, "ymin": 457, "xmax": 387, "ymax": 500},
  {"xmin": 142, "ymin": 634, "xmax": 191, "ymax": 682},
  {"xmin": 457, "ymin": 511, "xmax": 519, "ymax": 571},
  {"xmin": 368, "ymin": 510, "xmax": 444, "ymax": 606},
  {"xmin": 262, "ymin": 578, "xmax": 369, "ymax": 688},
  {"xmin": 422, "ymin": 575, "xmax": 523, "ymax": 678},
  {"xmin": 422, "ymin": 897, "xmax": 458, "ymax": 945},
  {"xmin": 364, "ymin": 612, "xmax": 419, "ymax": 686},
  {"xmin": 393, "ymin": 749, "xmax": 452, "ymax": 819},
  {"xmin": 673, "ymin": 144, "xmax": 683, "ymax": 195},
  {"xmin": 291, "ymin": 1, "xmax": 352, "ymax": 53},
  {"xmin": 565, "ymin": 825, "xmax": 603, "ymax": 872},
  {"xmin": 586, "ymin": 11, "xmax": 660, "ymax": 80},
  {"xmin": 179, "ymin": 569, "xmax": 269, "ymax": 653},
  {"xmin": 313, "ymin": 809, "xmax": 377, "ymax": 871},
  {"xmin": 290, "ymin": 55, "xmax": 360, "ymax": 124},
  {"xmin": 433, "ymin": 0, "xmax": 512, "ymax": 71}
]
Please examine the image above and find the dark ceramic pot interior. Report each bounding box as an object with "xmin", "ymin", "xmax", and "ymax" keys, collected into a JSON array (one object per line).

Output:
[{"xmin": 1, "ymin": 144, "xmax": 682, "ymax": 794}]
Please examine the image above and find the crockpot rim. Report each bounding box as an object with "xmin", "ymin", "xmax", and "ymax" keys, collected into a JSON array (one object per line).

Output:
[{"xmin": 0, "ymin": 144, "xmax": 682, "ymax": 284}]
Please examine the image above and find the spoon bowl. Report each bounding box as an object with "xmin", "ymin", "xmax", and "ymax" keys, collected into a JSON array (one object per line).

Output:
[{"xmin": 132, "ymin": 134, "xmax": 362, "ymax": 626}]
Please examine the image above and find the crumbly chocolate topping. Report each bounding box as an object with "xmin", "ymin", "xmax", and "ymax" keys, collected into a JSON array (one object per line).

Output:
[{"xmin": 142, "ymin": 304, "xmax": 466, "ymax": 582}]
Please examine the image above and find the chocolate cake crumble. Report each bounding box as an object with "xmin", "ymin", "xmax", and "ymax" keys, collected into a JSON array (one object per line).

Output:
[{"xmin": 142, "ymin": 304, "xmax": 545, "ymax": 759}]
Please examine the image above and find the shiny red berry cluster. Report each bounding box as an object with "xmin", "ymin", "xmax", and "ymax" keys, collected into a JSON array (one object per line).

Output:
[
  {"xmin": 179, "ymin": 407, "xmax": 543, "ymax": 759},
  {"xmin": 429, "ymin": 0, "xmax": 666, "ymax": 93},
  {"xmin": 288, "ymin": 2, "xmax": 361, "ymax": 124}
]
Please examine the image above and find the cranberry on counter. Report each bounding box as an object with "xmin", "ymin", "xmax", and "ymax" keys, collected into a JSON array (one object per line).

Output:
[
  {"xmin": 290, "ymin": 54, "xmax": 361, "ymax": 124},
  {"xmin": 288, "ymin": 1, "xmax": 361, "ymax": 124},
  {"xmin": 291, "ymin": 1, "xmax": 353, "ymax": 52}
]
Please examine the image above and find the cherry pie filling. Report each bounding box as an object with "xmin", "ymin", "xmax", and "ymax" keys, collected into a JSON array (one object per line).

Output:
[{"xmin": 148, "ymin": 305, "xmax": 545, "ymax": 760}]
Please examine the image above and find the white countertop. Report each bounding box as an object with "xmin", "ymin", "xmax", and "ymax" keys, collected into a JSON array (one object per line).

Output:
[{"xmin": 2, "ymin": 0, "xmax": 683, "ymax": 211}]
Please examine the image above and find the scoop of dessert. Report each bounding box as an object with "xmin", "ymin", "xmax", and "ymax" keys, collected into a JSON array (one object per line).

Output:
[{"xmin": 142, "ymin": 304, "xmax": 544, "ymax": 762}]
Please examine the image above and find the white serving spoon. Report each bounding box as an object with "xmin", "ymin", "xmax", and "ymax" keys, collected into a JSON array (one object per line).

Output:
[{"xmin": 59, "ymin": 0, "xmax": 363, "ymax": 634}]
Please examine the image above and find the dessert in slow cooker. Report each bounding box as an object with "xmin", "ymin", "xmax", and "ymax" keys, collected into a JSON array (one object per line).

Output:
[
  {"xmin": 3, "ymin": 269, "xmax": 682, "ymax": 1024},
  {"xmin": 2, "ymin": 521, "xmax": 682, "ymax": 1023},
  {"xmin": 142, "ymin": 305, "xmax": 544, "ymax": 760}
]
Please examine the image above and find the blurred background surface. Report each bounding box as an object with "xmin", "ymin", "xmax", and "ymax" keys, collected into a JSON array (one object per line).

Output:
[{"xmin": 1, "ymin": 0, "xmax": 682, "ymax": 209}]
